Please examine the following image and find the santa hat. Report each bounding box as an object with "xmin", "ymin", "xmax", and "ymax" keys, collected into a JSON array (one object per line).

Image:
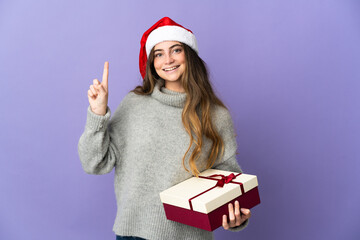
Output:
[{"xmin": 139, "ymin": 17, "xmax": 199, "ymax": 79}]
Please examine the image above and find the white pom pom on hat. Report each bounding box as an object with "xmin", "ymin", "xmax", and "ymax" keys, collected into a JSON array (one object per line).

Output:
[{"xmin": 139, "ymin": 17, "xmax": 198, "ymax": 79}]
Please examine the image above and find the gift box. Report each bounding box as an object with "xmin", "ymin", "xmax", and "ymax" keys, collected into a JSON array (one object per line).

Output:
[{"xmin": 159, "ymin": 169, "xmax": 260, "ymax": 231}]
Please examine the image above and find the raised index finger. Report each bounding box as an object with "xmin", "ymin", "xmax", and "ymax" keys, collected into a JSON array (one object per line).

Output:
[{"xmin": 102, "ymin": 61, "xmax": 109, "ymax": 90}]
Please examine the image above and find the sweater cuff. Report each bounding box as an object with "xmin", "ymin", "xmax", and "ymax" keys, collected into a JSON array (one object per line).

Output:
[
  {"xmin": 228, "ymin": 219, "xmax": 249, "ymax": 232},
  {"xmin": 85, "ymin": 106, "xmax": 111, "ymax": 131}
]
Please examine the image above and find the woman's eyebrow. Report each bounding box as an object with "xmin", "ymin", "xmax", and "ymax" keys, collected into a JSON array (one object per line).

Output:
[
  {"xmin": 154, "ymin": 44, "xmax": 183, "ymax": 53},
  {"xmin": 169, "ymin": 44, "xmax": 182, "ymax": 49}
]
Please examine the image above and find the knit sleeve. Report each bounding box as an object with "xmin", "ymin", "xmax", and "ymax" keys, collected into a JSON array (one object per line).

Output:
[
  {"xmin": 212, "ymin": 107, "xmax": 242, "ymax": 173},
  {"xmin": 78, "ymin": 106, "xmax": 119, "ymax": 175}
]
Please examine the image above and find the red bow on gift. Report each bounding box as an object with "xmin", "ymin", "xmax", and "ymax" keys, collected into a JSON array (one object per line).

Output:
[
  {"xmin": 207, "ymin": 173, "xmax": 236, "ymax": 187},
  {"xmin": 189, "ymin": 172, "xmax": 243, "ymax": 211}
]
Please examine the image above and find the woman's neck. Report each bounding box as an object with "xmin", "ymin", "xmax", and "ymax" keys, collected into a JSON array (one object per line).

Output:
[{"xmin": 164, "ymin": 81, "xmax": 185, "ymax": 93}]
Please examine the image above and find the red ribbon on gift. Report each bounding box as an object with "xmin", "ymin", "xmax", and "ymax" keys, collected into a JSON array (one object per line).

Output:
[
  {"xmin": 206, "ymin": 173, "xmax": 236, "ymax": 187},
  {"xmin": 188, "ymin": 173, "xmax": 244, "ymax": 211}
]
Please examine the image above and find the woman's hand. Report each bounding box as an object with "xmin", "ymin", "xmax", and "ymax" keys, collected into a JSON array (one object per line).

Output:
[
  {"xmin": 88, "ymin": 61, "xmax": 109, "ymax": 116},
  {"xmin": 222, "ymin": 200, "xmax": 251, "ymax": 230}
]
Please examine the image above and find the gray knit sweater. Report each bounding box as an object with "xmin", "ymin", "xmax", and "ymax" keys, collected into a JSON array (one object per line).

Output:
[{"xmin": 78, "ymin": 80, "xmax": 248, "ymax": 240}]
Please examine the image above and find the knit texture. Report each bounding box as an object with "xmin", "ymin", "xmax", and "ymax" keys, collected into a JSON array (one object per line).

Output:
[{"xmin": 78, "ymin": 79, "xmax": 248, "ymax": 240}]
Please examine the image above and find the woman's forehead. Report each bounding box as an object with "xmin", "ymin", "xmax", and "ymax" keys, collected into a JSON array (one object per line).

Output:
[{"xmin": 154, "ymin": 41, "xmax": 183, "ymax": 50}]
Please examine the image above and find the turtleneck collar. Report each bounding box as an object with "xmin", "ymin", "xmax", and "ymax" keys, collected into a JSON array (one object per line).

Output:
[{"xmin": 151, "ymin": 79, "xmax": 187, "ymax": 108}]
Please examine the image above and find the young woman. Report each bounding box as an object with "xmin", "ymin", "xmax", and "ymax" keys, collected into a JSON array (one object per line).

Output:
[{"xmin": 78, "ymin": 17, "xmax": 251, "ymax": 240}]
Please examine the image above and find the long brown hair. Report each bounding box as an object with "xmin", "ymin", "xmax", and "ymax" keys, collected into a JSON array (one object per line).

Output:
[{"xmin": 132, "ymin": 43, "xmax": 228, "ymax": 176}]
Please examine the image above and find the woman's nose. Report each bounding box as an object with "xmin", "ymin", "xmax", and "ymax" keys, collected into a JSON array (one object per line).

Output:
[{"xmin": 164, "ymin": 53, "xmax": 174, "ymax": 64}]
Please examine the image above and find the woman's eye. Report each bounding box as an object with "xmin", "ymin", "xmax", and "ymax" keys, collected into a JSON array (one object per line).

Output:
[
  {"xmin": 155, "ymin": 53, "xmax": 162, "ymax": 58},
  {"xmin": 174, "ymin": 48, "xmax": 182, "ymax": 53}
]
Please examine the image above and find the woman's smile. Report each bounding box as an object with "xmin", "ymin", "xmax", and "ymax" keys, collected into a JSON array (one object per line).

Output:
[{"xmin": 163, "ymin": 65, "xmax": 180, "ymax": 72}]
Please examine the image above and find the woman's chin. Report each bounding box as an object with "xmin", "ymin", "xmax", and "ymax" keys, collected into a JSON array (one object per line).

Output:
[{"xmin": 162, "ymin": 75, "xmax": 181, "ymax": 82}]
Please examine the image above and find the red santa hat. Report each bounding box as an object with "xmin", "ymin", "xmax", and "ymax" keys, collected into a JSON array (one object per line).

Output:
[{"xmin": 139, "ymin": 17, "xmax": 199, "ymax": 79}]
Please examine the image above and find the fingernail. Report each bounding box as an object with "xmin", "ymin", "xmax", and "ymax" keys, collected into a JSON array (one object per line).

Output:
[
  {"xmin": 235, "ymin": 200, "xmax": 239, "ymax": 204},
  {"xmin": 241, "ymin": 209, "xmax": 249, "ymax": 214}
]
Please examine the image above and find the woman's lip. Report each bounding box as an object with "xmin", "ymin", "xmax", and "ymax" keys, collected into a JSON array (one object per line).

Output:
[{"xmin": 163, "ymin": 65, "xmax": 180, "ymax": 72}]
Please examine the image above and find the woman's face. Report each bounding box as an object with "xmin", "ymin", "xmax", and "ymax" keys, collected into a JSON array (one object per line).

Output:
[{"xmin": 153, "ymin": 41, "xmax": 186, "ymax": 91}]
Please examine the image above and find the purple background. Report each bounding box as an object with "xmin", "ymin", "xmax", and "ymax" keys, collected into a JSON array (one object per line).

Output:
[{"xmin": 1, "ymin": 0, "xmax": 359, "ymax": 239}]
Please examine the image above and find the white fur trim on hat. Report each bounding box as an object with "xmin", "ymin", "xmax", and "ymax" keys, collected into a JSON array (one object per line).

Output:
[{"xmin": 145, "ymin": 25, "xmax": 198, "ymax": 56}]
